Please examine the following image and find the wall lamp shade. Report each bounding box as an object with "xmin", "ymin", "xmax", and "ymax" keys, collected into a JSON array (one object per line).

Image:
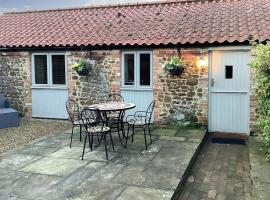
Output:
[{"xmin": 199, "ymin": 56, "xmax": 207, "ymax": 69}]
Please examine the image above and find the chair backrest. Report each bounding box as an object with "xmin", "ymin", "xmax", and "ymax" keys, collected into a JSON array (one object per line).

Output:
[
  {"xmin": 145, "ymin": 100, "xmax": 156, "ymax": 123},
  {"xmin": 66, "ymin": 98, "xmax": 80, "ymax": 123},
  {"xmin": 107, "ymin": 93, "xmax": 124, "ymax": 102},
  {"xmin": 81, "ymin": 108, "xmax": 104, "ymax": 130}
]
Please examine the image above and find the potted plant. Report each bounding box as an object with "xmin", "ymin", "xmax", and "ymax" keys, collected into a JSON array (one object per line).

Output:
[
  {"xmin": 72, "ymin": 58, "xmax": 95, "ymax": 76},
  {"xmin": 164, "ymin": 56, "xmax": 186, "ymax": 76}
]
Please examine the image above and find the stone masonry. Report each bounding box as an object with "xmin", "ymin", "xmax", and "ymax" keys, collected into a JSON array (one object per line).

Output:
[
  {"xmin": 0, "ymin": 52, "xmax": 31, "ymax": 115},
  {"xmin": 153, "ymin": 49, "xmax": 208, "ymax": 126},
  {"xmin": 67, "ymin": 50, "xmax": 121, "ymax": 108}
]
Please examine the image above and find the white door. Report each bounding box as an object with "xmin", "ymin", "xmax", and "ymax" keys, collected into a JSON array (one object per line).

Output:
[
  {"xmin": 121, "ymin": 51, "xmax": 154, "ymax": 117},
  {"xmin": 209, "ymin": 51, "xmax": 250, "ymax": 134},
  {"xmin": 32, "ymin": 53, "xmax": 68, "ymax": 119}
]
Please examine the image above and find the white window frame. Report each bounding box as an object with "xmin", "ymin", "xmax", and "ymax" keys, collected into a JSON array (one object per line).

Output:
[
  {"xmin": 121, "ymin": 50, "xmax": 153, "ymax": 89},
  {"xmin": 32, "ymin": 52, "xmax": 67, "ymax": 88}
]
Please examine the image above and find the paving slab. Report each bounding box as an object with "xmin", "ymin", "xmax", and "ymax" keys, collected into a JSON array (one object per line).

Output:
[
  {"xmin": 0, "ymin": 153, "xmax": 41, "ymax": 170},
  {"xmin": 113, "ymin": 165, "xmax": 146, "ymax": 185},
  {"xmin": 116, "ymin": 186, "xmax": 174, "ymax": 200},
  {"xmin": 35, "ymin": 161, "xmax": 107, "ymax": 200},
  {"xmin": 0, "ymin": 127, "xmax": 206, "ymax": 200},
  {"xmin": 18, "ymin": 144, "xmax": 60, "ymax": 156},
  {"xmin": 2, "ymin": 173, "xmax": 61, "ymax": 199},
  {"xmin": 151, "ymin": 128, "xmax": 178, "ymax": 137},
  {"xmin": 19, "ymin": 157, "xmax": 88, "ymax": 176}
]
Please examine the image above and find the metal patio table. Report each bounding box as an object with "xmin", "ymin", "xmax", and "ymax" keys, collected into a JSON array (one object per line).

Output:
[{"xmin": 89, "ymin": 102, "xmax": 136, "ymax": 146}]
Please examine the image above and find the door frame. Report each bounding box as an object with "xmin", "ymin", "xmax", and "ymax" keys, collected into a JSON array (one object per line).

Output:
[
  {"xmin": 208, "ymin": 48, "xmax": 251, "ymax": 134},
  {"xmin": 31, "ymin": 52, "xmax": 68, "ymax": 119}
]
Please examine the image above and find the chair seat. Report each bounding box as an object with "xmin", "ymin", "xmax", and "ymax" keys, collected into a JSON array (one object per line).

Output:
[
  {"xmin": 74, "ymin": 119, "xmax": 95, "ymax": 125},
  {"xmin": 87, "ymin": 126, "xmax": 110, "ymax": 133},
  {"xmin": 127, "ymin": 120, "xmax": 147, "ymax": 126},
  {"xmin": 73, "ymin": 120, "xmax": 83, "ymax": 125}
]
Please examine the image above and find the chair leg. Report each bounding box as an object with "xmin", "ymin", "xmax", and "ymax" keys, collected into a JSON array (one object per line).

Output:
[
  {"xmin": 143, "ymin": 128, "xmax": 148, "ymax": 150},
  {"xmin": 131, "ymin": 125, "xmax": 135, "ymax": 143},
  {"xmin": 90, "ymin": 133, "xmax": 94, "ymax": 151},
  {"xmin": 70, "ymin": 125, "xmax": 74, "ymax": 148},
  {"xmin": 148, "ymin": 125, "xmax": 152, "ymax": 144},
  {"xmin": 109, "ymin": 132, "xmax": 114, "ymax": 151},
  {"xmin": 79, "ymin": 125, "xmax": 82, "ymax": 142},
  {"xmin": 104, "ymin": 134, "xmax": 108, "ymax": 160},
  {"xmin": 96, "ymin": 134, "xmax": 100, "ymax": 142},
  {"xmin": 82, "ymin": 133, "xmax": 88, "ymax": 160},
  {"xmin": 126, "ymin": 125, "xmax": 130, "ymax": 146},
  {"xmin": 117, "ymin": 129, "xmax": 123, "ymax": 145},
  {"xmin": 88, "ymin": 132, "xmax": 91, "ymax": 149},
  {"xmin": 121, "ymin": 121, "xmax": 125, "ymax": 138}
]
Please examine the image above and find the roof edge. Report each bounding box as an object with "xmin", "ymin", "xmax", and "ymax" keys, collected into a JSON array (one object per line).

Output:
[{"xmin": 3, "ymin": 0, "xmax": 215, "ymax": 14}]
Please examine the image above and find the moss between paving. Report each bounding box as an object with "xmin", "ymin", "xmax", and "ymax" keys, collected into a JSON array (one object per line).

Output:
[{"xmin": 249, "ymin": 136, "xmax": 270, "ymax": 200}]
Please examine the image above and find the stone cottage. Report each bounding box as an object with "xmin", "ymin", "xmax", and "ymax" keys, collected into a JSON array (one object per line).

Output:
[{"xmin": 0, "ymin": 0, "xmax": 269, "ymax": 134}]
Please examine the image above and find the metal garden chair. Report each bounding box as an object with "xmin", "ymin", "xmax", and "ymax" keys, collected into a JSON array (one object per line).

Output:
[
  {"xmin": 66, "ymin": 98, "xmax": 83, "ymax": 148},
  {"xmin": 107, "ymin": 93, "xmax": 124, "ymax": 102},
  {"xmin": 106, "ymin": 93, "xmax": 126, "ymax": 143},
  {"xmin": 81, "ymin": 108, "xmax": 114, "ymax": 160},
  {"xmin": 126, "ymin": 100, "xmax": 156, "ymax": 150}
]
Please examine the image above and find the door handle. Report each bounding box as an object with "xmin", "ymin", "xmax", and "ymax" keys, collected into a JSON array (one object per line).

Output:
[{"xmin": 211, "ymin": 78, "xmax": 214, "ymax": 87}]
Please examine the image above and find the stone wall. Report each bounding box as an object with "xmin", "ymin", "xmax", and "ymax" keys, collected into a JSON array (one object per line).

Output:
[
  {"xmin": 0, "ymin": 52, "xmax": 31, "ymax": 115},
  {"xmin": 66, "ymin": 50, "xmax": 121, "ymax": 107},
  {"xmin": 153, "ymin": 49, "xmax": 208, "ymax": 126},
  {"xmin": 249, "ymin": 60, "xmax": 258, "ymax": 132}
]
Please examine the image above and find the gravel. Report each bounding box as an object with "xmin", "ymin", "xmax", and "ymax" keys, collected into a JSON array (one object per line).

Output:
[{"xmin": 0, "ymin": 117, "xmax": 71, "ymax": 155}]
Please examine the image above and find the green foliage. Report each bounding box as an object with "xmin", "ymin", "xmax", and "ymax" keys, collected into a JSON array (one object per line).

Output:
[
  {"xmin": 250, "ymin": 41, "xmax": 270, "ymax": 159},
  {"xmin": 72, "ymin": 58, "xmax": 95, "ymax": 72},
  {"xmin": 163, "ymin": 56, "xmax": 186, "ymax": 72},
  {"xmin": 72, "ymin": 58, "xmax": 89, "ymax": 72}
]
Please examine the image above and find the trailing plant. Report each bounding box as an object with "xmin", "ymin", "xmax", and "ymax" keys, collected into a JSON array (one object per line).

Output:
[
  {"xmin": 250, "ymin": 41, "xmax": 270, "ymax": 159},
  {"xmin": 72, "ymin": 58, "xmax": 95, "ymax": 76},
  {"xmin": 163, "ymin": 56, "xmax": 186, "ymax": 76}
]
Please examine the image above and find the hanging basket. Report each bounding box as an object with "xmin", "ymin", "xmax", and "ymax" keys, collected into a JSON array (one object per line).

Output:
[
  {"xmin": 76, "ymin": 67, "xmax": 90, "ymax": 76},
  {"xmin": 169, "ymin": 67, "xmax": 184, "ymax": 76}
]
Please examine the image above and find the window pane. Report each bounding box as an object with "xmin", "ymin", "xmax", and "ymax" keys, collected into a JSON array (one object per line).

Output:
[
  {"xmin": 52, "ymin": 55, "xmax": 66, "ymax": 85},
  {"xmin": 124, "ymin": 54, "xmax": 134, "ymax": 85},
  {"xmin": 34, "ymin": 55, "xmax": 47, "ymax": 84},
  {"xmin": 225, "ymin": 65, "xmax": 233, "ymax": 79},
  {"xmin": 140, "ymin": 53, "xmax": 150, "ymax": 86}
]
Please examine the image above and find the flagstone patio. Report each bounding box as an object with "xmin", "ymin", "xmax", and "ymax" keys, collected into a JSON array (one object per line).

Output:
[{"xmin": 0, "ymin": 127, "xmax": 206, "ymax": 200}]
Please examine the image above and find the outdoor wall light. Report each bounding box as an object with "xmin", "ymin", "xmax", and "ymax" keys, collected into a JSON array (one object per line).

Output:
[{"xmin": 198, "ymin": 56, "xmax": 207, "ymax": 71}]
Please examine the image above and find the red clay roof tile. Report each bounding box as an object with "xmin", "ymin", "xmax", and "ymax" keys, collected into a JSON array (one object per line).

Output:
[{"xmin": 0, "ymin": 0, "xmax": 269, "ymax": 48}]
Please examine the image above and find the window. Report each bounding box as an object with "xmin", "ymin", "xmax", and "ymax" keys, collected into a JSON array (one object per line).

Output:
[
  {"xmin": 33, "ymin": 53, "xmax": 66, "ymax": 86},
  {"xmin": 139, "ymin": 53, "xmax": 150, "ymax": 86},
  {"xmin": 122, "ymin": 51, "xmax": 152, "ymax": 87},
  {"xmin": 34, "ymin": 55, "xmax": 48, "ymax": 84},
  {"xmin": 225, "ymin": 65, "xmax": 233, "ymax": 79},
  {"xmin": 124, "ymin": 53, "xmax": 135, "ymax": 85},
  {"xmin": 52, "ymin": 55, "xmax": 66, "ymax": 85}
]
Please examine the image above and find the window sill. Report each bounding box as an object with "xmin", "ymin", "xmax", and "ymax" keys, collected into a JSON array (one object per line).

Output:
[
  {"xmin": 121, "ymin": 87, "xmax": 153, "ymax": 91},
  {"xmin": 31, "ymin": 86, "xmax": 68, "ymax": 90}
]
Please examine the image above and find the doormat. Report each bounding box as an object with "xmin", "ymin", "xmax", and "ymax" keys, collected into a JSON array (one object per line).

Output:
[{"xmin": 211, "ymin": 137, "xmax": 246, "ymax": 145}]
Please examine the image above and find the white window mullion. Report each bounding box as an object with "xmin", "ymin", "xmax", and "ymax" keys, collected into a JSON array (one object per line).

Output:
[
  {"xmin": 47, "ymin": 54, "xmax": 52, "ymax": 86},
  {"xmin": 135, "ymin": 52, "xmax": 139, "ymax": 89}
]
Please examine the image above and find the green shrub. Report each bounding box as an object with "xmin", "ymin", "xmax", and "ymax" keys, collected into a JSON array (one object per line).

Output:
[{"xmin": 250, "ymin": 42, "xmax": 270, "ymax": 159}]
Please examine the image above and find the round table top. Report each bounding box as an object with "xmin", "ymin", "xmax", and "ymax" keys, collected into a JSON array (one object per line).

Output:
[{"xmin": 89, "ymin": 102, "xmax": 136, "ymax": 111}]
